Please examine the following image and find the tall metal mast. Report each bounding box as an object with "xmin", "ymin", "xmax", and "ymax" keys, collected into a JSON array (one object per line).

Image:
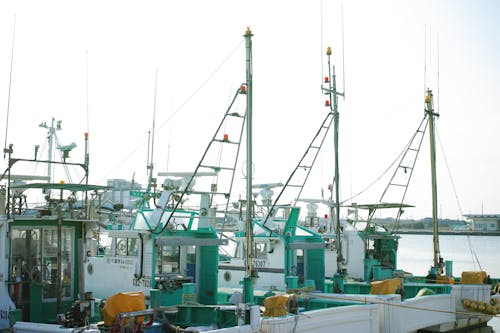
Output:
[
  {"xmin": 322, "ymin": 47, "xmax": 344, "ymax": 273},
  {"xmin": 243, "ymin": 27, "xmax": 255, "ymax": 303},
  {"xmin": 424, "ymin": 89, "xmax": 443, "ymax": 273}
]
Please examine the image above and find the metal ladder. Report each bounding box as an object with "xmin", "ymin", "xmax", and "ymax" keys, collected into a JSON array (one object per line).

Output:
[
  {"xmin": 263, "ymin": 110, "xmax": 334, "ymax": 225},
  {"xmin": 368, "ymin": 115, "xmax": 429, "ymax": 228},
  {"xmin": 159, "ymin": 86, "xmax": 248, "ymax": 230}
]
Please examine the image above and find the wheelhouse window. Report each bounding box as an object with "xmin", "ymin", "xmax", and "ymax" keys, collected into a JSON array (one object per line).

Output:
[
  {"xmin": 156, "ymin": 245, "xmax": 180, "ymax": 274},
  {"xmin": 240, "ymin": 241, "xmax": 268, "ymax": 259},
  {"xmin": 9, "ymin": 226, "xmax": 74, "ymax": 301},
  {"xmin": 115, "ymin": 237, "xmax": 139, "ymax": 256}
]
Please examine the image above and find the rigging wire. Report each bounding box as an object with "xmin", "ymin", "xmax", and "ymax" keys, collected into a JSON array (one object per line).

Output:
[
  {"xmin": 97, "ymin": 39, "xmax": 245, "ymax": 184},
  {"xmin": 341, "ymin": 129, "xmax": 414, "ymax": 204},
  {"xmin": 435, "ymin": 126, "xmax": 482, "ymax": 271}
]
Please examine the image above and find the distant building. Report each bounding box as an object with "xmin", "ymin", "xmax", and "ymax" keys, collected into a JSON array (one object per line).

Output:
[{"xmin": 463, "ymin": 214, "xmax": 500, "ymax": 231}]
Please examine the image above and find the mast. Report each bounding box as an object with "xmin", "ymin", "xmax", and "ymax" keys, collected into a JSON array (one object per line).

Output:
[
  {"xmin": 39, "ymin": 118, "xmax": 61, "ymax": 196},
  {"xmin": 243, "ymin": 27, "xmax": 254, "ymax": 303},
  {"xmin": 323, "ymin": 47, "xmax": 344, "ymax": 273},
  {"xmin": 424, "ymin": 89, "xmax": 443, "ymax": 273}
]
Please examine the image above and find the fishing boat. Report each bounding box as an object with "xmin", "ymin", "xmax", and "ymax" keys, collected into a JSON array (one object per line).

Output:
[
  {"xmin": 0, "ymin": 119, "xmax": 112, "ymax": 332},
  {"xmin": 78, "ymin": 28, "xmax": 381, "ymax": 333},
  {"xmin": 212, "ymin": 40, "xmax": 500, "ymax": 332},
  {"xmin": 4, "ymin": 28, "xmax": 498, "ymax": 333}
]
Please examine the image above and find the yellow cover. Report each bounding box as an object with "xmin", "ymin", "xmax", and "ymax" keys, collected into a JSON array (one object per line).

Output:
[
  {"xmin": 461, "ymin": 271, "xmax": 487, "ymax": 284},
  {"xmin": 370, "ymin": 278, "xmax": 402, "ymax": 295},
  {"xmin": 263, "ymin": 295, "xmax": 289, "ymax": 317},
  {"xmin": 102, "ymin": 291, "xmax": 146, "ymax": 326},
  {"xmin": 436, "ymin": 275, "xmax": 454, "ymax": 284}
]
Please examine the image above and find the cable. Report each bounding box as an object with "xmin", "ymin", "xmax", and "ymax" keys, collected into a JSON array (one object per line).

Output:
[
  {"xmin": 435, "ymin": 126, "xmax": 482, "ymax": 271},
  {"xmin": 97, "ymin": 40, "xmax": 245, "ymax": 184}
]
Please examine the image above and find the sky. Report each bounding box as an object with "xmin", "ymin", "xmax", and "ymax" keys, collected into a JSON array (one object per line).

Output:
[{"xmin": 0, "ymin": 0, "xmax": 499, "ymax": 220}]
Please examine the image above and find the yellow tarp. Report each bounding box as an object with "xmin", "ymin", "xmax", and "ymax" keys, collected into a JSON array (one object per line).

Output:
[
  {"xmin": 263, "ymin": 295, "xmax": 289, "ymax": 317},
  {"xmin": 461, "ymin": 271, "xmax": 487, "ymax": 284},
  {"xmin": 436, "ymin": 275, "xmax": 454, "ymax": 284},
  {"xmin": 370, "ymin": 278, "xmax": 402, "ymax": 295},
  {"xmin": 102, "ymin": 291, "xmax": 146, "ymax": 326}
]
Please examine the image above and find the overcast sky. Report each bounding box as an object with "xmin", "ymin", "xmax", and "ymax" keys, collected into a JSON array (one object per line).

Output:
[{"xmin": 0, "ymin": 0, "xmax": 498, "ymax": 220}]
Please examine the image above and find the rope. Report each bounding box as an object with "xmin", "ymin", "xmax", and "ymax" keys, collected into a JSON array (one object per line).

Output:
[
  {"xmin": 435, "ymin": 126, "xmax": 482, "ymax": 271},
  {"xmin": 306, "ymin": 292, "xmax": 500, "ymax": 318}
]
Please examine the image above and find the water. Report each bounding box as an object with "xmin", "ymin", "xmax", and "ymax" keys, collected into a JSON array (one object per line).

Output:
[{"xmin": 397, "ymin": 234, "xmax": 500, "ymax": 331}]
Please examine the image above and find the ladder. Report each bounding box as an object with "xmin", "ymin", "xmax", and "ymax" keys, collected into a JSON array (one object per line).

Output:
[
  {"xmin": 157, "ymin": 86, "xmax": 248, "ymax": 231},
  {"xmin": 367, "ymin": 115, "xmax": 429, "ymax": 229},
  {"xmin": 263, "ymin": 110, "xmax": 334, "ymax": 226}
]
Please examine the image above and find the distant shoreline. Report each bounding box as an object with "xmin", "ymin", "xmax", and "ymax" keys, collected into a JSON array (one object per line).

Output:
[{"xmin": 393, "ymin": 229, "xmax": 500, "ymax": 236}]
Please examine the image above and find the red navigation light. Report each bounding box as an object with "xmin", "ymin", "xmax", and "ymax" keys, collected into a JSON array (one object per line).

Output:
[
  {"xmin": 324, "ymin": 214, "xmax": 328, "ymax": 219},
  {"xmin": 223, "ymin": 134, "xmax": 229, "ymax": 141},
  {"xmin": 240, "ymin": 85, "xmax": 247, "ymax": 94},
  {"xmin": 325, "ymin": 100, "xmax": 330, "ymax": 107},
  {"xmin": 324, "ymin": 76, "xmax": 329, "ymax": 83}
]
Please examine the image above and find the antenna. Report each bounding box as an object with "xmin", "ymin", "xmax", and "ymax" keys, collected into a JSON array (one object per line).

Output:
[
  {"xmin": 437, "ymin": 33, "xmax": 440, "ymax": 114},
  {"xmin": 85, "ymin": 50, "xmax": 90, "ymax": 168},
  {"xmin": 341, "ymin": 2, "xmax": 346, "ymax": 99},
  {"xmin": 424, "ymin": 24, "xmax": 427, "ymax": 97},
  {"xmin": 3, "ymin": 15, "xmax": 16, "ymax": 159},
  {"xmin": 320, "ymin": 0, "xmax": 324, "ymax": 82},
  {"xmin": 86, "ymin": 51, "xmax": 90, "ymax": 134},
  {"xmin": 147, "ymin": 68, "xmax": 158, "ymax": 188},
  {"xmin": 151, "ymin": 68, "xmax": 158, "ymax": 166}
]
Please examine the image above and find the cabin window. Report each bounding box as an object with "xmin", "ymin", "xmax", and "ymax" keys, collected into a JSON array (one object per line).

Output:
[
  {"xmin": 99, "ymin": 233, "xmax": 112, "ymax": 255},
  {"xmin": 116, "ymin": 237, "xmax": 128, "ymax": 256},
  {"xmin": 115, "ymin": 237, "xmax": 139, "ymax": 256},
  {"xmin": 241, "ymin": 242, "xmax": 267, "ymax": 259},
  {"xmin": 9, "ymin": 226, "xmax": 74, "ymax": 302},
  {"xmin": 255, "ymin": 242, "xmax": 267, "ymax": 259},
  {"xmin": 157, "ymin": 246, "xmax": 180, "ymax": 274},
  {"xmin": 234, "ymin": 242, "xmax": 241, "ymax": 258}
]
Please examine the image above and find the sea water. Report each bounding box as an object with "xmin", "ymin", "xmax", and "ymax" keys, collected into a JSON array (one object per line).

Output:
[{"xmin": 397, "ymin": 234, "xmax": 500, "ymax": 331}]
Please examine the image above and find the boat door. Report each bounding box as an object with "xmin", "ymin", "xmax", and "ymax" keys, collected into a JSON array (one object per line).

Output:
[{"xmin": 8, "ymin": 220, "xmax": 80, "ymax": 323}]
